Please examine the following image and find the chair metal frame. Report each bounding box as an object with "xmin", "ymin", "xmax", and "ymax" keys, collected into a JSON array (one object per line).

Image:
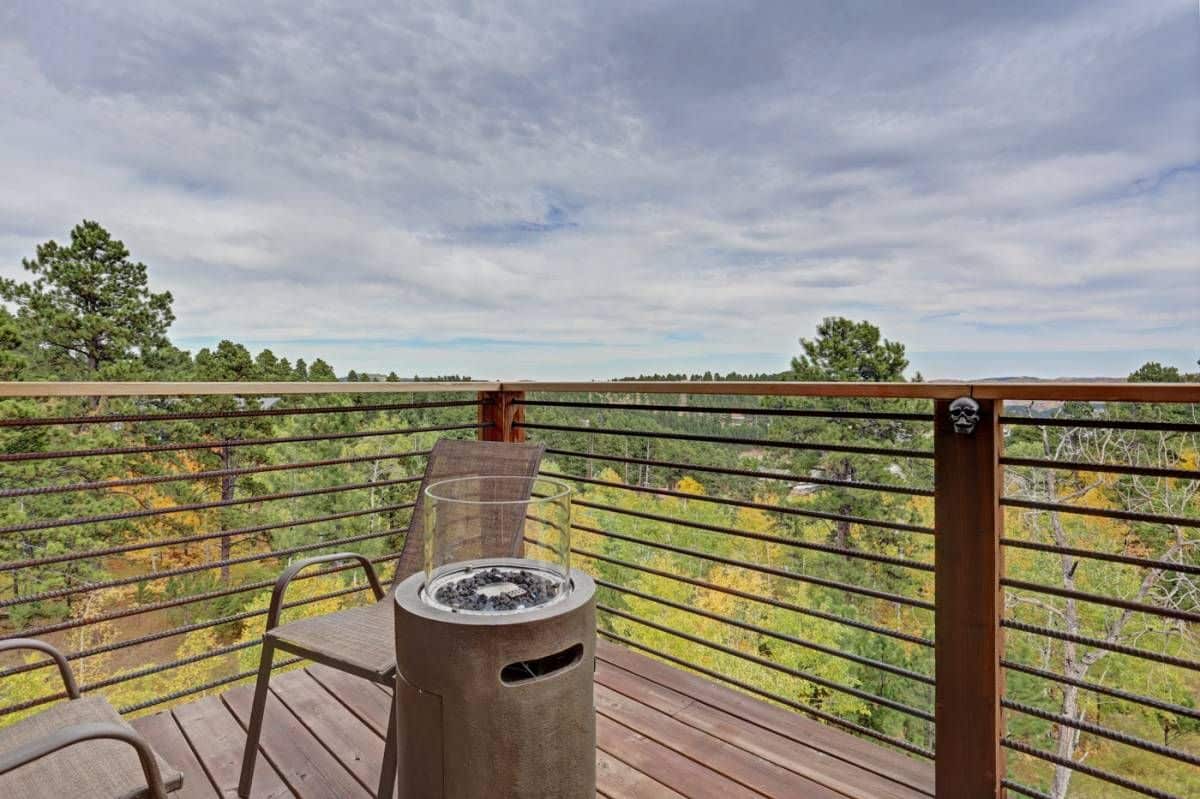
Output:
[{"xmin": 0, "ymin": 639, "xmax": 171, "ymax": 799}]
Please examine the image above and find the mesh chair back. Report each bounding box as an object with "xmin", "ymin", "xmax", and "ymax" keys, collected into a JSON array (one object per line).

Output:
[{"xmin": 392, "ymin": 439, "xmax": 546, "ymax": 587}]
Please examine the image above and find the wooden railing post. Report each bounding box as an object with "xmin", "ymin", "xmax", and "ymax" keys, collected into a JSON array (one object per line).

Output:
[
  {"xmin": 934, "ymin": 397, "xmax": 1004, "ymax": 799},
  {"xmin": 478, "ymin": 390, "xmax": 525, "ymax": 443}
]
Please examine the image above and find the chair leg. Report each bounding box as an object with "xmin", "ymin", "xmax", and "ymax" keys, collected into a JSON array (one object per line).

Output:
[
  {"xmin": 237, "ymin": 639, "xmax": 276, "ymax": 798},
  {"xmin": 377, "ymin": 687, "xmax": 398, "ymax": 799}
]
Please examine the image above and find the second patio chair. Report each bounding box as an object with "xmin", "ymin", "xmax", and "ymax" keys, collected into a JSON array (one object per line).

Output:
[
  {"xmin": 0, "ymin": 639, "xmax": 182, "ymax": 798},
  {"xmin": 237, "ymin": 438, "xmax": 546, "ymax": 799}
]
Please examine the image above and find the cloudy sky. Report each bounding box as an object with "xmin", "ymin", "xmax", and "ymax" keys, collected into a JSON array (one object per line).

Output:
[{"xmin": 2, "ymin": 1, "xmax": 1197, "ymax": 380}]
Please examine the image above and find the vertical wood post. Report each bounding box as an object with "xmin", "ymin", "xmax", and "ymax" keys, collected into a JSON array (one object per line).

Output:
[
  {"xmin": 478, "ymin": 390, "xmax": 525, "ymax": 443},
  {"xmin": 934, "ymin": 397, "xmax": 1004, "ymax": 799}
]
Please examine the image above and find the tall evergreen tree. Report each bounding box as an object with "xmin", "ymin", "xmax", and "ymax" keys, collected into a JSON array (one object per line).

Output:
[{"xmin": 0, "ymin": 220, "xmax": 174, "ymax": 378}]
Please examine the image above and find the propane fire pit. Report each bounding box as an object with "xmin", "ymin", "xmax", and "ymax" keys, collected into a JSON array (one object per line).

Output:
[{"xmin": 393, "ymin": 476, "xmax": 596, "ymax": 798}]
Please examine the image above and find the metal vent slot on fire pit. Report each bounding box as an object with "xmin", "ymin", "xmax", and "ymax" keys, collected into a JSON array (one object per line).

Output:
[{"xmin": 501, "ymin": 643, "xmax": 584, "ymax": 685}]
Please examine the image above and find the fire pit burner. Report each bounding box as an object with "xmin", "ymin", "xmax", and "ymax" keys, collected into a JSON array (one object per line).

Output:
[{"xmin": 425, "ymin": 562, "xmax": 567, "ymax": 614}]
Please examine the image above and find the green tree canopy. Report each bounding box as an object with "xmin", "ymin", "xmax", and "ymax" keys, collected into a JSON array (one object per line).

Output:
[
  {"xmin": 0, "ymin": 220, "xmax": 175, "ymax": 377},
  {"xmin": 791, "ymin": 317, "xmax": 908, "ymax": 382}
]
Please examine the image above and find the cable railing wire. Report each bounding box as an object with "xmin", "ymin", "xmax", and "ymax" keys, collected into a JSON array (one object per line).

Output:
[
  {"xmin": 0, "ymin": 553, "xmax": 402, "ymax": 642},
  {"xmin": 518, "ymin": 398, "xmax": 934, "ymax": 422},
  {"xmin": 1002, "ymin": 737, "xmax": 1182, "ymax": 799},
  {"xmin": 558, "ymin": 473, "xmax": 937, "ymax": 537},
  {"xmin": 575, "ymin": 521, "xmax": 935, "ymax": 611},
  {"xmin": 570, "ymin": 541, "xmax": 933, "ymax": 648},
  {"xmin": 0, "ymin": 399, "xmax": 482, "ymax": 428},
  {"xmin": 0, "ymin": 475, "xmax": 421, "ymax": 535},
  {"xmin": 1003, "ymin": 699, "xmax": 1200, "ymax": 767},
  {"xmin": 1001, "ymin": 578, "xmax": 1200, "ymax": 625},
  {"xmin": 999, "ymin": 415, "xmax": 1200, "ymax": 434},
  {"xmin": 0, "ymin": 449, "xmax": 430, "ymax": 498},
  {"xmin": 999, "ymin": 537, "xmax": 1200, "ymax": 576},
  {"xmin": 592, "ymin": 576, "xmax": 934, "ymax": 686},
  {"xmin": 517, "ymin": 421, "xmax": 934, "ymax": 460},
  {"xmin": 0, "ymin": 583, "xmax": 371, "ymax": 681},
  {"xmin": 543, "ymin": 447, "xmax": 933, "ymax": 497},
  {"xmin": 1002, "ymin": 618, "xmax": 1200, "ymax": 673},
  {"xmin": 1001, "ymin": 497, "xmax": 1200, "ymax": 530},
  {"xmin": 0, "ymin": 421, "xmax": 486, "ymax": 463},
  {"xmin": 572, "ymin": 497, "xmax": 934, "ymax": 569},
  {"xmin": 0, "ymin": 526, "xmax": 408, "ymax": 609},
  {"xmin": 1002, "ymin": 659, "xmax": 1200, "ymax": 722},
  {"xmin": 0, "ymin": 502, "xmax": 413, "ymax": 572}
]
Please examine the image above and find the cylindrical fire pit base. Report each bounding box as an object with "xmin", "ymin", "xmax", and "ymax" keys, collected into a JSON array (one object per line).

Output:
[{"xmin": 393, "ymin": 564, "xmax": 596, "ymax": 798}]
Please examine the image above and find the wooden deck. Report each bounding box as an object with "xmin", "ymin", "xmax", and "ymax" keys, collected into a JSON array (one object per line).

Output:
[{"xmin": 132, "ymin": 640, "xmax": 934, "ymax": 799}]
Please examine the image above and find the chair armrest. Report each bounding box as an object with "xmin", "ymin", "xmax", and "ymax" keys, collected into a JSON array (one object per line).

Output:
[
  {"xmin": 266, "ymin": 552, "xmax": 385, "ymax": 630},
  {"xmin": 0, "ymin": 721, "xmax": 169, "ymax": 799},
  {"xmin": 0, "ymin": 639, "xmax": 80, "ymax": 699}
]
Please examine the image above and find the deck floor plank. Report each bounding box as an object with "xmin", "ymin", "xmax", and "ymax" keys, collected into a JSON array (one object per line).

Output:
[
  {"xmin": 131, "ymin": 710, "xmax": 220, "ymax": 799},
  {"xmin": 222, "ymin": 684, "xmax": 371, "ymax": 799},
  {"xmin": 303, "ymin": 665, "xmax": 391, "ymax": 737},
  {"xmin": 596, "ymin": 658, "xmax": 930, "ymax": 799},
  {"xmin": 597, "ymin": 640, "xmax": 935, "ymax": 797},
  {"xmin": 135, "ymin": 640, "xmax": 935, "ymax": 798},
  {"xmin": 267, "ymin": 669, "xmax": 387, "ymax": 792},
  {"xmin": 596, "ymin": 713, "xmax": 763, "ymax": 799},
  {"xmin": 172, "ymin": 694, "xmax": 293, "ymax": 799},
  {"xmin": 596, "ymin": 683, "xmax": 843, "ymax": 799},
  {"xmin": 596, "ymin": 749, "xmax": 688, "ymax": 799}
]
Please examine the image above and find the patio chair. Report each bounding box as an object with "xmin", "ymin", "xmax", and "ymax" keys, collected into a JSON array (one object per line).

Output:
[
  {"xmin": 0, "ymin": 639, "xmax": 182, "ymax": 799},
  {"xmin": 238, "ymin": 438, "xmax": 546, "ymax": 799}
]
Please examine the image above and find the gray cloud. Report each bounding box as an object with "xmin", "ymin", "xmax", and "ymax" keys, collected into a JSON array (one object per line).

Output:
[{"xmin": 0, "ymin": 0, "xmax": 1196, "ymax": 379}]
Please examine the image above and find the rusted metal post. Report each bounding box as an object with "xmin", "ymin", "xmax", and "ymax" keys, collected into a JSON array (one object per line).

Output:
[
  {"xmin": 478, "ymin": 390, "xmax": 526, "ymax": 442},
  {"xmin": 934, "ymin": 397, "xmax": 1005, "ymax": 799}
]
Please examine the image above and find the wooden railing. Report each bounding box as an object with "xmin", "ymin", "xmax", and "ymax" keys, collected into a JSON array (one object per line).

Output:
[{"xmin": 1, "ymin": 379, "xmax": 1197, "ymax": 799}]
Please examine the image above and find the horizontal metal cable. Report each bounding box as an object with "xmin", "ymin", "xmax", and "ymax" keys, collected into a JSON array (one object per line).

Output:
[
  {"xmin": 597, "ymin": 629, "xmax": 935, "ymax": 759},
  {"xmin": 0, "ymin": 527, "xmax": 407, "ymax": 608},
  {"xmin": 1002, "ymin": 659, "xmax": 1200, "ymax": 721},
  {"xmin": 119, "ymin": 656, "xmax": 303, "ymax": 715},
  {"xmin": 1002, "ymin": 737, "xmax": 1181, "ymax": 799},
  {"xmin": 0, "ymin": 421, "xmax": 485, "ymax": 463},
  {"xmin": 0, "ymin": 503, "xmax": 412, "ymax": 572},
  {"xmin": 1000, "ymin": 455, "xmax": 1199, "ymax": 482},
  {"xmin": 576, "ymin": 521, "xmax": 936, "ymax": 611},
  {"xmin": 572, "ymin": 496, "xmax": 934, "ymax": 567},
  {"xmin": 1003, "ymin": 699, "xmax": 1200, "ymax": 767},
  {"xmin": 517, "ymin": 421, "xmax": 935, "ymax": 460},
  {"xmin": 598, "ymin": 605, "xmax": 933, "ymax": 721},
  {"xmin": 1001, "ymin": 779, "xmax": 1052, "ymax": 799},
  {"xmin": 0, "ymin": 475, "xmax": 420, "ymax": 535},
  {"xmin": 565, "ymin": 476, "xmax": 936, "ymax": 538},
  {"xmin": 0, "ymin": 583, "xmax": 371, "ymax": 680},
  {"xmin": 1, "ymin": 554, "xmax": 403, "ymax": 642},
  {"xmin": 0, "ymin": 449, "xmax": 430, "ymax": 498},
  {"xmin": 519, "ymin": 398, "xmax": 933, "ymax": 421},
  {"xmin": 570, "ymin": 541, "xmax": 933, "ymax": 648},
  {"xmin": 593, "ymin": 576, "xmax": 934, "ymax": 685},
  {"xmin": 543, "ymin": 447, "xmax": 934, "ymax": 497},
  {"xmin": 1001, "ymin": 578, "xmax": 1200, "ymax": 624},
  {"xmin": 0, "ymin": 637, "xmax": 266, "ymax": 717},
  {"xmin": 1000, "ymin": 537, "xmax": 1200, "ymax": 576},
  {"xmin": 1001, "ymin": 497, "xmax": 1200, "ymax": 530},
  {"xmin": 999, "ymin": 415, "xmax": 1200, "ymax": 433},
  {"xmin": 0, "ymin": 399, "xmax": 482, "ymax": 428},
  {"xmin": 1001, "ymin": 618, "xmax": 1200, "ymax": 672}
]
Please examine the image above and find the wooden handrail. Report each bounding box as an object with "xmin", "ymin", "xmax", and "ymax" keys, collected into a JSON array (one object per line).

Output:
[
  {"xmin": 0, "ymin": 381, "xmax": 501, "ymax": 397},
  {"xmin": 498, "ymin": 380, "xmax": 1200, "ymax": 403},
  {"xmin": 2, "ymin": 379, "xmax": 1196, "ymax": 402}
]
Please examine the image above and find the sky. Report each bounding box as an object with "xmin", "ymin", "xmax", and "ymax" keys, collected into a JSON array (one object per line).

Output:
[{"xmin": 1, "ymin": 1, "xmax": 1197, "ymax": 381}]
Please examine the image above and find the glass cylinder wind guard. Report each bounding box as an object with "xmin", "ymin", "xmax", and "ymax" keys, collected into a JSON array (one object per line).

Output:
[{"xmin": 422, "ymin": 476, "xmax": 572, "ymax": 614}]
